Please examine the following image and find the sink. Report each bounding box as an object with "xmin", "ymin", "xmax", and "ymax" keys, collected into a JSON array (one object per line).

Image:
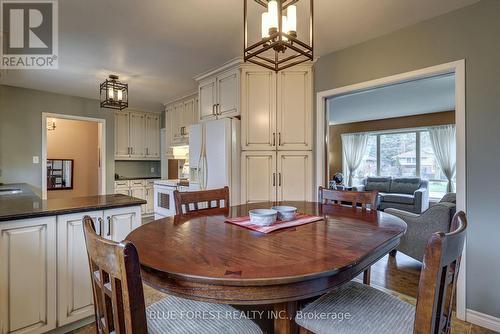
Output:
[{"xmin": 0, "ymin": 188, "xmax": 23, "ymax": 195}]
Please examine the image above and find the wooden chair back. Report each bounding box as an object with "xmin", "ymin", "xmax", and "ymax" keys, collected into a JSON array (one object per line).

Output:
[
  {"xmin": 174, "ymin": 186, "xmax": 230, "ymax": 217},
  {"xmin": 414, "ymin": 211, "xmax": 467, "ymax": 334},
  {"xmin": 318, "ymin": 187, "xmax": 378, "ymax": 210},
  {"xmin": 82, "ymin": 216, "xmax": 147, "ymax": 334}
]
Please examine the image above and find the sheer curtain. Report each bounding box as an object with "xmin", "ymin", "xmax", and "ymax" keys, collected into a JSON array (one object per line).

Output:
[
  {"xmin": 429, "ymin": 125, "xmax": 456, "ymax": 192},
  {"xmin": 341, "ymin": 133, "xmax": 369, "ymax": 186}
]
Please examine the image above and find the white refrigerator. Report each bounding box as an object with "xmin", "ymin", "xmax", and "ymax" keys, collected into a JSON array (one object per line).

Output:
[{"xmin": 189, "ymin": 118, "xmax": 240, "ymax": 205}]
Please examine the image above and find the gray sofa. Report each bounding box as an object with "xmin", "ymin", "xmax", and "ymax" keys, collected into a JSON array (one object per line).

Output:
[
  {"xmin": 385, "ymin": 193, "xmax": 456, "ymax": 262},
  {"xmin": 353, "ymin": 177, "xmax": 429, "ymax": 214}
]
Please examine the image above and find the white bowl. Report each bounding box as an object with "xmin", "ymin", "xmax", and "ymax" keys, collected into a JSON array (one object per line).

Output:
[
  {"xmin": 271, "ymin": 206, "xmax": 297, "ymax": 222},
  {"xmin": 249, "ymin": 209, "xmax": 277, "ymax": 226}
]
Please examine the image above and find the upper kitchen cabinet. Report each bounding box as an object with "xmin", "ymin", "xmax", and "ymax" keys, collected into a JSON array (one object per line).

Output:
[
  {"xmin": 196, "ymin": 66, "xmax": 240, "ymax": 121},
  {"xmin": 165, "ymin": 93, "xmax": 198, "ymax": 147},
  {"xmin": 114, "ymin": 110, "xmax": 161, "ymax": 160},
  {"xmin": 241, "ymin": 67, "xmax": 276, "ymax": 151},
  {"xmin": 277, "ymin": 66, "xmax": 313, "ymax": 151}
]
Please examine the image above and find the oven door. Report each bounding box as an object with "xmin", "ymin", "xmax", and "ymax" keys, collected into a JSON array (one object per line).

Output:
[{"xmin": 154, "ymin": 185, "xmax": 176, "ymax": 217}]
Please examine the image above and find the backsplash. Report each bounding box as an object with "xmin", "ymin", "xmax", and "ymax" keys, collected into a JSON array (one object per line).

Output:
[{"xmin": 115, "ymin": 160, "xmax": 161, "ymax": 179}]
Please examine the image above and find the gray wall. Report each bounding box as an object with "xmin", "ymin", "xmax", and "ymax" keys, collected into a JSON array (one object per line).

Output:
[
  {"xmin": 115, "ymin": 160, "xmax": 161, "ymax": 179},
  {"xmin": 0, "ymin": 85, "xmax": 116, "ymax": 194},
  {"xmin": 315, "ymin": 0, "xmax": 500, "ymax": 317}
]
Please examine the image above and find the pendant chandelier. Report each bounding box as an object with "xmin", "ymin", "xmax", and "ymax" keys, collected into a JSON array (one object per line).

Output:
[
  {"xmin": 244, "ymin": 0, "xmax": 313, "ymax": 72},
  {"xmin": 100, "ymin": 75, "xmax": 128, "ymax": 110}
]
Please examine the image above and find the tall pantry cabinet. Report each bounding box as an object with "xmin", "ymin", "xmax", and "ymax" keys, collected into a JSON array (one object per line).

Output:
[{"xmin": 196, "ymin": 60, "xmax": 314, "ymax": 204}]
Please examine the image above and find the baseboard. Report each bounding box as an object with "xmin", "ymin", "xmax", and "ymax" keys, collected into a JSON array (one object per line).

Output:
[{"xmin": 467, "ymin": 309, "xmax": 500, "ymax": 333}]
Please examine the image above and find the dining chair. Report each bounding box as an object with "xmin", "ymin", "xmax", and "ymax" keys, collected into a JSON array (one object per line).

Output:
[
  {"xmin": 296, "ymin": 211, "xmax": 468, "ymax": 334},
  {"xmin": 318, "ymin": 187, "xmax": 378, "ymax": 285},
  {"xmin": 174, "ymin": 186, "xmax": 230, "ymax": 217},
  {"xmin": 82, "ymin": 216, "xmax": 262, "ymax": 334}
]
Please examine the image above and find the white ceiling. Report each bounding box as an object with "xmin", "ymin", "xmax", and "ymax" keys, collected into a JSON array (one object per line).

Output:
[
  {"xmin": 0, "ymin": 0, "xmax": 478, "ymax": 111},
  {"xmin": 328, "ymin": 74, "xmax": 456, "ymax": 125}
]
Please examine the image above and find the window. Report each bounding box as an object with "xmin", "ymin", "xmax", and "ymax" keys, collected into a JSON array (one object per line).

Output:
[{"xmin": 344, "ymin": 127, "xmax": 455, "ymax": 199}]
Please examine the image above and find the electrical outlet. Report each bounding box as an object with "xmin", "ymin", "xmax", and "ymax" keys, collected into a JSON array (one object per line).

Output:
[
  {"xmin": 150, "ymin": 167, "xmax": 155, "ymax": 173},
  {"xmin": 33, "ymin": 156, "xmax": 39, "ymax": 164}
]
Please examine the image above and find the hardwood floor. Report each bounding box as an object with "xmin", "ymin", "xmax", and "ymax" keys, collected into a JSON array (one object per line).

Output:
[{"xmin": 70, "ymin": 252, "xmax": 497, "ymax": 334}]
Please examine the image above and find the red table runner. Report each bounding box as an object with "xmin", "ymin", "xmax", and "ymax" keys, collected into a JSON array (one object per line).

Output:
[{"xmin": 225, "ymin": 213, "xmax": 324, "ymax": 233}]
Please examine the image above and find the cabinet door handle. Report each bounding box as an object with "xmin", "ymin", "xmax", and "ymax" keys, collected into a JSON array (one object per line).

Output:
[
  {"xmin": 106, "ymin": 217, "xmax": 111, "ymax": 237},
  {"xmin": 212, "ymin": 104, "xmax": 216, "ymax": 116},
  {"xmin": 217, "ymin": 103, "xmax": 221, "ymax": 115},
  {"xmin": 273, "ymin": 173, "xmax": 276, "ymax": 187},
  {"xmin": 279, "ymin": 173, "xmax": 282, "ymax": 187},
  {"xmin": 146, "ymin": 147, "xmax": 149, "ymax": 155},
  {"xmin": 278, "ymin": 133, "xmax": 282, "ymax": 146},
  {"xmin": 98, "ymin": 217, "xmax": 104, "ymax": 236},
  {"xmin": 272, "ymin": 133, "xmax": 276, "ymax": 146}
]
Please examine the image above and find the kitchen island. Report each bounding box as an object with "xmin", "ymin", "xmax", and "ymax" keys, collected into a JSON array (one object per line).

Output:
[{"xmin": 0, "ymin": 184, "xmax": 146, "ymax": 334}]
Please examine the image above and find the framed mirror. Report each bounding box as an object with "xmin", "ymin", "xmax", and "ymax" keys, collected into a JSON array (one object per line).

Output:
[{"xmin": 47, "ymin": 159, "xmax": 74, "ymax": 190}]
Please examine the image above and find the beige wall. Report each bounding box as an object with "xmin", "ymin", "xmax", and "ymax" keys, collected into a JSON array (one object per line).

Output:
[
  {"xmin": 329, "ymin": 111, "xmax": 455, "ymax": 175},
  {"xmin": 47, "ymin": 118, "xmax": 99, "ymax": 199}
]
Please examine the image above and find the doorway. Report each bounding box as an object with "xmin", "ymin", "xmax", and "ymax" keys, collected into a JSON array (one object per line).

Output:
[
  {"xmin": 41, "ymin": 113, "xmax": 106, "ymax": 199},
  {"xmin": 315, "ymin": 60, "xmax": 466, "ymax": 319}
]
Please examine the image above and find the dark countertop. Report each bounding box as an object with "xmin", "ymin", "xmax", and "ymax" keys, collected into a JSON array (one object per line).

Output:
[
  {"xmin": 0, "ymin": 184, "xmax": 146, "ymax": 222},
  {"xmin": 115, "ymin": 176, "xmax": 161, "ymax": 181}
]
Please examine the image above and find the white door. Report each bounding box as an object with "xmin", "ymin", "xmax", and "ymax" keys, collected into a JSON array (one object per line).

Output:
[
  {"xmin": 241, "ymin": 151, "xmax": 277, "ymax": 203},
  {"xmin": 277, "ymin": 151, "xmax": 313, "ymax": 202},
  {"xmin": 217, "ymin": 68, "xmax": 239, "ymax": 117},
  {"xmin": 104, "ymin": 206, "xmax": 141, "ymax": 242},
  {"xmin": 114, "ymin": 111, "xmax": 130, "ymax": 158},
  {"xmin": 172, "ymin": 102, "xmax": 184, "ymax": 143},
  {"xmin": 129, "ymin": 112, "xmax": 146, "ymax": 158},
  {"xmin": 199, "ymin": 77, "xmax": 216, "ymax": 121},
  {"xmin": 0, "ymin": 217, "xmax": 57, "ymax": 334},
  {"xmin": 130, "ymin": 186, "xmax": 147, "ymax": 214},
  {"xmin": 57, "ymin": 211, "xmax": 103, "ymax": 326},
  {"xmin": 145, "ymin": 186, "xmax": 154, "ymax": 214},
  {"xmin": 241, "ymin": 67, "xmax": 276, "ymax": 150},
  {"xmin": 145, "ymin": 114, "xmax": 160, "ymax": 158},
  {"xmin": 277, "ymin": 67, "xmax": 313, "ymax": 150},
  {"xmin": 182, "ymin": 99, "xmax": 195, "ymax": 137},
  {"xmin": 204, "ymin": 119, "xmax": 231, "ymax": 190}
]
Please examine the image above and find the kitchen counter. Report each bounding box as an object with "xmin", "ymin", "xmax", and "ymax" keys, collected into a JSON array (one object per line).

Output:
[
  {"xmin": 115, "ymin": 176, "xmax": 161, "ymax": 181},
  {"xmin": 0, "ymin": 183, "xmax": 146, "ymax": 222}
]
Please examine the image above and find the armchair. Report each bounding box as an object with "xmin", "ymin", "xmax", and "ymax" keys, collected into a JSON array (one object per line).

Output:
[{"xmin": 385, "ymin": 193, "xmax": 456, "ymax": 262}]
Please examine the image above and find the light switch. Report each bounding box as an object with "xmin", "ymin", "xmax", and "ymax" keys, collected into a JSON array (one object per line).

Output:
[
  {"xmin": 33, "ymin": 156, "xmax": 39, "ymax": 164},
  {"xmin": 150, "ymin": 167, "xmax": 155, "ymax": 173}
]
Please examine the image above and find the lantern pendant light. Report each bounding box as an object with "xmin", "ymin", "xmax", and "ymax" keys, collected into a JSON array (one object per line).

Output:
[
  {"xmin": 100, "ymin": 75, "xmax": 128, "ymax": 110},
  {"xmin": 244, "ymin": 0, "xmax": 313, "ymax": 72}
]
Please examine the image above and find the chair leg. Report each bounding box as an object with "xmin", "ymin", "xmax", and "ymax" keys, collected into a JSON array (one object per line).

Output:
[
  {"xmin": 363, "ymin": 267, "xmax": 371, "ymax": 285},
  {"xmin": 389, "ymin": 249, "xmax": 397, "ymax": 257},
  {"xmin": 299, "ymin": 326, "xmax": 314, "ymax": 334}
]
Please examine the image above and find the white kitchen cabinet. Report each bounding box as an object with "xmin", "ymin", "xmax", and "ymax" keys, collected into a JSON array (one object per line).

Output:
[
  {"xmin": 165, "ymin": 93, "xmax": 198, "ymax": 148},
  {"xmin": 145, "ymin": 182, "xmax": 155, "ymax": 215},
  {"xmin": 104, "ymin": 207, "xmax": 141, "ymax": 242},
  {"xmin": 199, "ymin": 78, "xmax": 216, "ymax": 120},
  {"xmin": 57, "ymin": 211, "xmax": 103, "ymax": 326},
  {"xmin": 241, "ymin": 67, "xmax": 277, "ymax": 151},
  {"xmin": 114, "ymin": 111, "xmax": 130, "ymax": 159},
  {"xmin": 0, "ymin": 217, "xmax": 57, "ymax": 334},
  {"xmin": 129, "ymin": 112, "xmax": 146, "ymax": 158},
  {"xmin": 277, "ymin": 151, "xmax": 313, "ymax": 202},
  {"xmin": 241, "ymin": 151, "xmax": 277, "ymax": 203},
  {"xmin": 114, "ymin": 180, "xmax": 155, "ymax": 216},
  {"xmin": 197, "ymin": 68, "xmax": 240, "ymax": 121},
  {"xmin": 145, "ymin": 113, "xmax": 161, "ymax": 158},
  {"xmin": 115, "ymin": 110, "xmax": 161, "ymax": 160},
  {"xmin": 130, "ymin": 186, "xmax": 147, "ymax": 213},
  {"xmin": 277, "ymin": 67, "xmax": 313, "ymax": 150}
]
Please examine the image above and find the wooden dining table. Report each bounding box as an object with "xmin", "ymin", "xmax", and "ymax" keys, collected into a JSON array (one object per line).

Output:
[{"xmin": 126, "ymin": 201, "xmax": 407, "ymax": 334}]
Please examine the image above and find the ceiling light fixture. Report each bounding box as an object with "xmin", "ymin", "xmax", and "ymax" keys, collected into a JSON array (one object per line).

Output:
[
  {"xmin": 244, "ymin": 0, "xmax": 314, "ymax": 72},
  {"xmin": 100, "ymin": 75, "xmax": 128, "ymax": 110}
]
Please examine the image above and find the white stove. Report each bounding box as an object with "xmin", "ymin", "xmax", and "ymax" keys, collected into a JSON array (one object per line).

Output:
[{"xmin": 153, "ymin": 179, "xmax": 198, "ymax": 219}]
